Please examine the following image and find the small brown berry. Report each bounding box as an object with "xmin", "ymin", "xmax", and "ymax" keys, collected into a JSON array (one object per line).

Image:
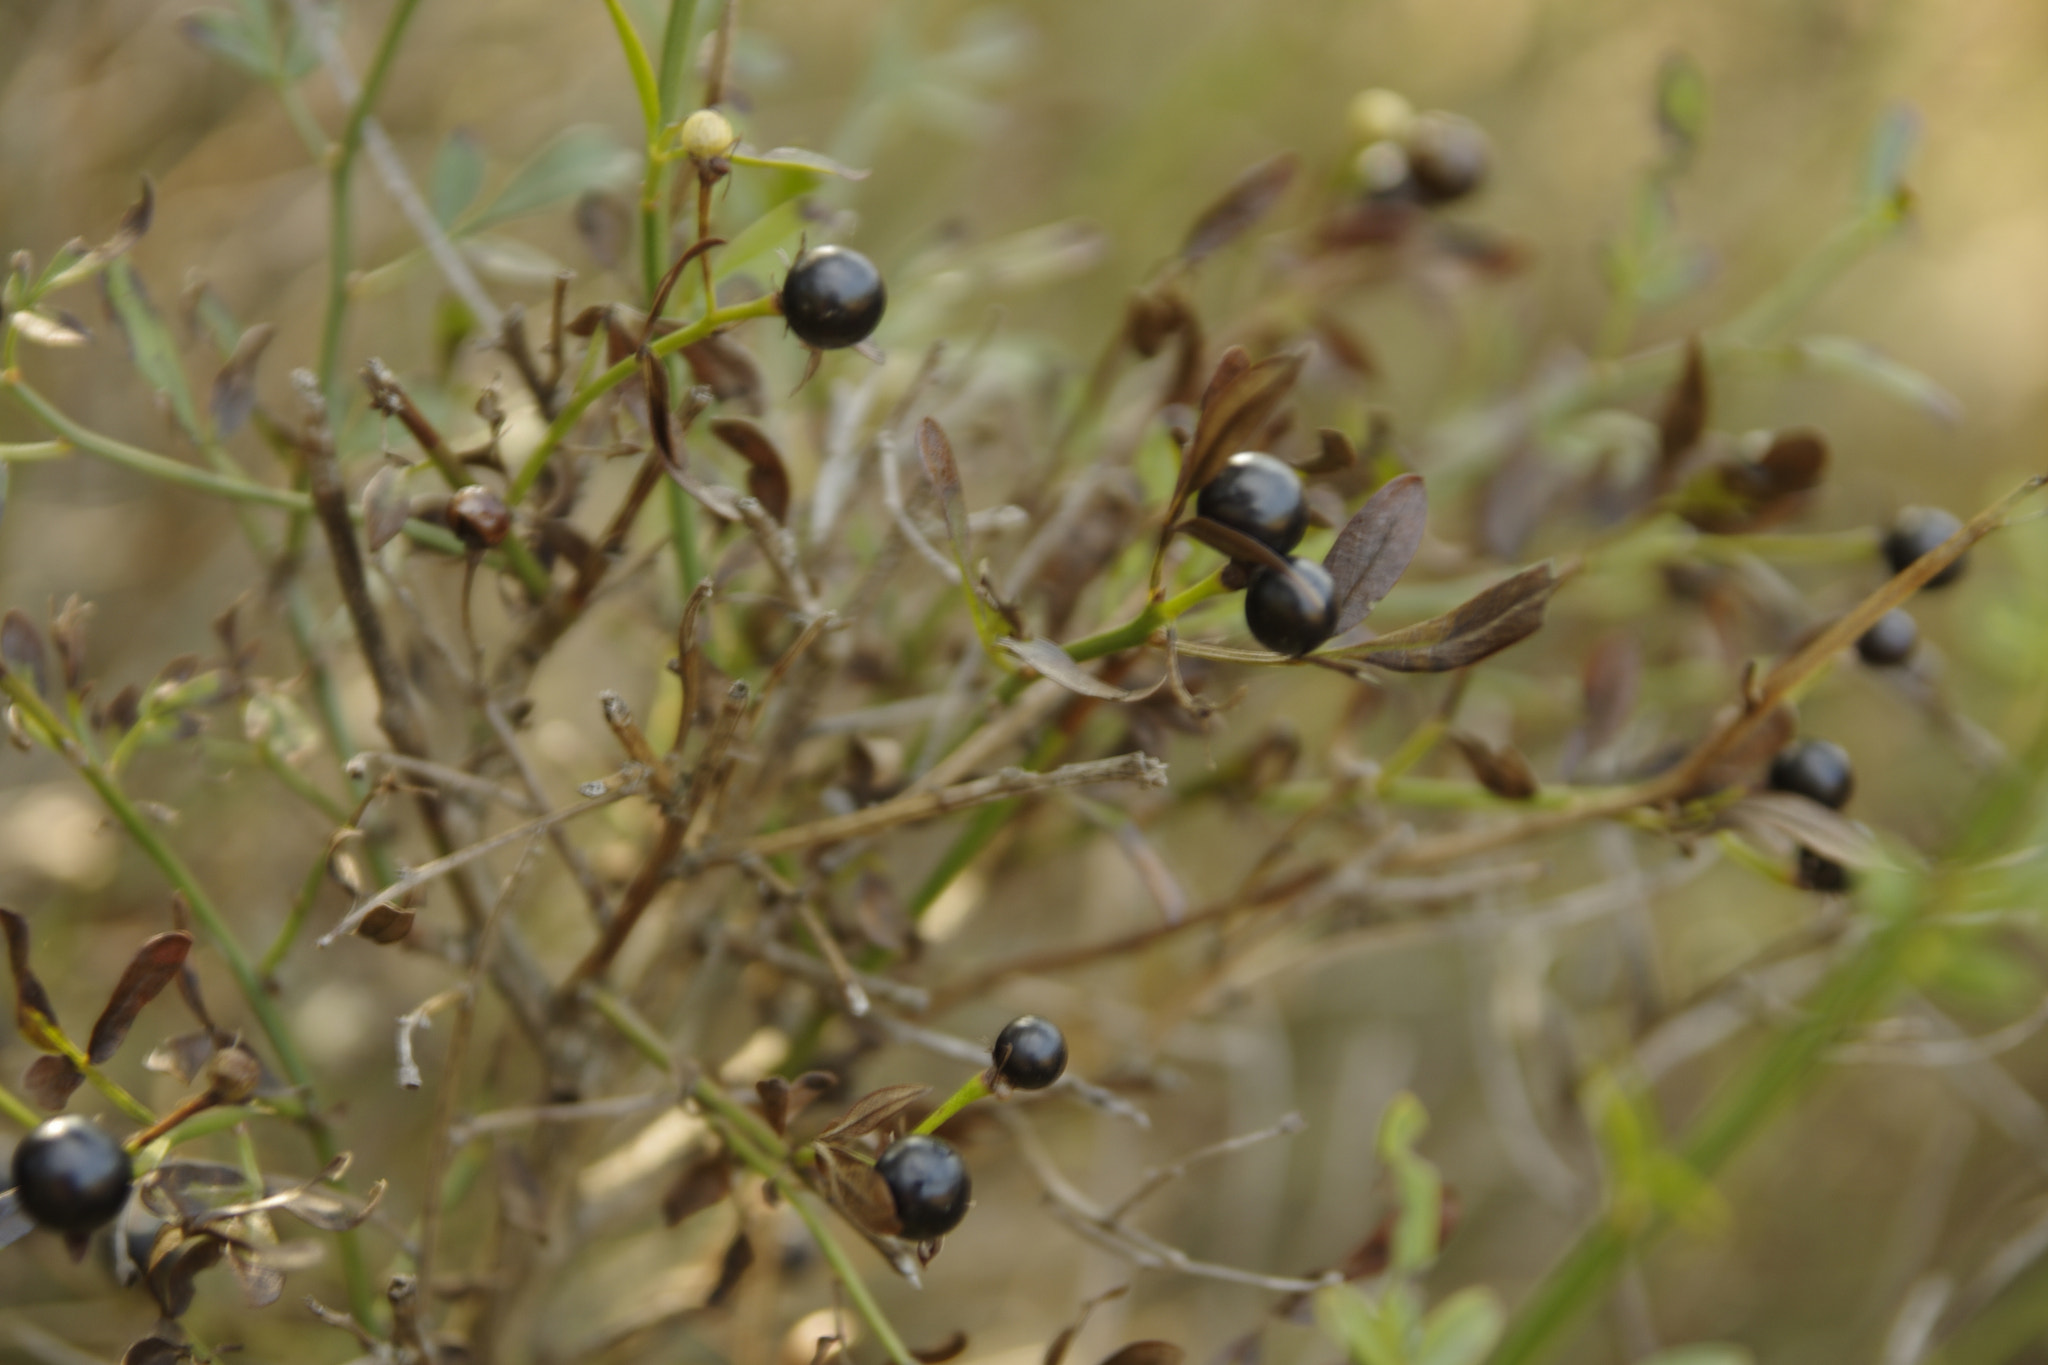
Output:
[{"xmin": 448, "ymin": 485, "xmax": 511, "ymax": 550}]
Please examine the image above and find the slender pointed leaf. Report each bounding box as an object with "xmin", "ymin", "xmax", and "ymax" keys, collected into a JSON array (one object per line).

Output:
[
  {"xmin": 1323, "ymin": 473, "xmax": 1426, "ymax": 633},
  {"xmin": 87, "ymin": 931, "xmax": 193, "ymax": 1064},
  {"xmin": 1345, "ymin": 564, "xmax": 1558, "ymax": 673}
]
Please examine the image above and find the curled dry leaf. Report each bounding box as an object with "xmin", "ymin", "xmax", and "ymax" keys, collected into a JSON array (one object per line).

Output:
[
  {"xmin": 1, "ymin": 907, "xmax": 61, "ymax": 1047},
  {"xmin": 1181, "ymin": 515, "xmax": 1293, "ymax": 576},
  {"xmin": 661, "ymin": 1151, "xmax": 733, "ymax": 1227},
  {"xmin": 1097, "ymin": 1343, "xmax": 1185, "ymax": 1365},
  {"xmin": 640, "ymin": 346, "xmax": 676, "ymax": 466},
  {"xmin": 1449, "ymin": 732, "xmax": 1540, "ymax": 800},
  {"xmin": 120, "ymin": 1338, "xmax": 186, "ymax": 1365},
  {"xmin": 9, "ymin": 309, "xmax": 92, "ymax": 348},
  {"xmin": 1717, "ymin": 792, "xmax": 1887, "ymax": 869},
  {"xmin": 1300, "ymin": 428, "xmax": 1359, "ymax": 476},
  {"xmin": 1, "ymin": 610, "xmax": 49, "ymax": 697},
  {"xmin": 1169, "ymin": 349, "xmax": 1306, "ymax": 533},
  {"xmin": 1675, "ymin": 428, "xmax": 1829, "ymax": 534},
  {"xmin": 917, "ymin": 417, "xmax": 972, "ymax": 576},
  {"xmin": 362, "ymin": 464, "xmax": 410, "ymax": 552},
  {"xmin": 209, "ymin": 322, "xmax": 275, "ymax": 438},
  {"xmin": 1657, "ymin": 336, "xmax": 1709, "ymax": 478},
  {"xmin": 684, "ymin": 332, "xmax": 765, "ymax": 412},
  {"xmin": 1341, "ymin": 563, "xmax": 1559, "ymax": 673},
  {"xmin": 997, "ymin": 637, "xmax": 1169, "ymax": 703},
  {"xmin": 813, "ymin": 1145, "xmax": 903, "ymax": 1239},
  {"xmin": 913, "ymin": 1332, "xmax": 970, "ymax": 1364},
  {"xmin": 1182, "ymin": 152, "xmax": 1299, "ymax": 263},
  {"xmin": 706, "ymin": 1229, "xmax": 756, "ymax": 1307},
  {"xmin": 1323, "ymin": 473, "xmax": 1427, "ymax": 634},
  {"xmin": 816, "ymin": 1082, "xmax": 930, "ymax": 1146},
  {"xmin": 87, "ymin": 930, "xmax": 192, "ymax": 1064},
  {"xmin": 710, "ymin": 417, "xmax": 793, "ymax": 523}
]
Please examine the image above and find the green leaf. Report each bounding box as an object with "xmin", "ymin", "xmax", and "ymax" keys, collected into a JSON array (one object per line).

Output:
[
  {"xmin": 461, "ymin": 125, "xmax": 639, "ymax": 235},
  {"xmin": 1789, "ymin": 336, "xmax": 1960, "ymax": 425},
  {"xmin": 1416, "ymin": 1289, "xmax": 1504, "ymax": 1365},
  {"xmin": 102, "ymin": 261, "xmax": 203, "ymax": 441},
  {"xmin": 728, "ymin": 146, "xmax": 871, "ymax": 181},
  {"xmin": 1860, "ymin": 102, "xmax": 1919, "ymax": 212},
  {"xmin": 1377, "ymin": 1092, "xmax": 1443, "ymax": 1275},
  {"xmin": 179, "ymin": 6, "xmax": 275, "ymax": 80},
  {"xmin": 1655, "ymin": 53, "xmax": 1708, "ymax": 160},
  {"xmin": 1315, "ymin": 1285, "xmax": 1411, "ymax": 1365},
  {"xmin": 711, "ymin": 196, "xmax": 810, "ymax": 283},
  {"xmin": 429, "ymin": 128, "xmax": 487, "ymax": 228}
]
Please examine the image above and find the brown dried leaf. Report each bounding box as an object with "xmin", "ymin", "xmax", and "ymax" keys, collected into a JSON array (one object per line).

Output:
[
  {"xmin": 1449, "ymin": 732, "xmax": 1540, "ymax": 800},
  {"xmin": 1171, "ymin": 350, "xmax": 1305, "ymax": 529},
  {"xmin": 362, "ymin": 464, "xmax": 410, "ymax": 552},
  {"xmin": 1, "ymin": 907, "xmax": 61, "ymax": 1048},
  {"xmin": 817, "ymin": 1082, "xmax": 930, "ymax": 1145},
  {"xmin": 1182, "ymin": 153, "xmax": 1298, "ymax": 263},
  {"xmin": 1299, "ymin": 428, "xmax": 1359, "ymax": 476},
  {"xmin": 1581, "ymin": 633, "xmax": 1641, "ymax": 755},
  {"xmin": 917, "ymin": 417, "xmax": 971, "ymax": 576},
  {"xmin": 1346, "ymin": 564, "xmax": 1558, "ymax": 672},
  {"xmin": 914, "ymin": 1333, "xmax": 970, "ymax": 1364},
  {"xmin": 817, "ymin": 1146, "xmax": 903, "ymax": 1238},
  {"xmin": 86, "ymin": 931, "xmax": 191, "ymax": 1064},
  {"xmin": 209, "ymin": 322, "xmax": 274, "ymax": 438},
  {"xmin": 1098, "ymin": 1343, "xmax": 1184, "ymax": 1365},
  {"xmin": 640, "ymin": 346, "xmax": 676, "ymax": 467},
  {"xmin": 1323, "ymin": 473, "xmax": 1427, "ymax": 633},
  {"xmin": 1180, "ymin": 516, "xmax": 1292, "ymax": 575},
  {"xmin": 757, "ymin": 1076, "xmax": 793, "ymax": 1135},
  {"xmin": 147, "ymin": 1235, "xmax": 224, "ymax": 1318},
  {"xmin": 683, "ymin": 332, "xmax": 766, "ymax": 412},
  {"xmin": 1, "ymin": 611, "xmax": 49, "ymax": 698},
  {"xmin": 226, "ymin": 1242, "xmax": 285, "ymax": 1308},
  {"xmin": 707, "ymin": 1229, "xmax": 755, "ymax": 1308},
  {"xmin": 661, "ymin": 1151, "xmax": 733, "ymax": 1227},
  {"xmin": 710, "ymin": 416, "xmax": 792, "ymax": 524},
  {"xmin": 1718, "ymin": 793, "xmax": 1885, "ymax": 869},
  {"xmin": 996, "ymin": 638, "xmax": 1168, "ymax": 703},
  {"xmin": 854, "ymin": 872, "xmax": 909, "ymax": 954},
  {"xmin": 1044, "ymin": 1286, "xmax": 1132, "ymax": 1365},
  {"xmin": 1681, "ymin": 703, "xmax": 1795, "ymax": 799},
  {"xmin": 23, "ymin": 1054, "xmax": 83, "ymax": 1111},
  {"xmin": 1657, "ymin": 337, "xmax": 1709, "ymax": 477}
]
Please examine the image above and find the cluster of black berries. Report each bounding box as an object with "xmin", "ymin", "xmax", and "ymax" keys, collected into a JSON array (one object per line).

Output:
[
  {"xmin": 1348, "ymin": 89, "xmax": 1491, "ymax": 208},
  {"xmin": 1854, "ymin": 505, "xmax": 1967, "ymax": 669},
  {"xmin": 10, "ymin": 1115, "xmax": 132, "ymax": 1237},
  {"xmin": 1198, "ymin": 452, "xmax": 1336, "ymax": 657},
  {"xmin": 871, "ymin": 1016, "xmax": 1067, "ymax": 1242}
]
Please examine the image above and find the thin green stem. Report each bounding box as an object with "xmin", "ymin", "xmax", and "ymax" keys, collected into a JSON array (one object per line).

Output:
[
  {"xmin": 318, "ymin": 0, "xmax": 425, "ymax": 410},
  {"xmin": 261, "ymin": 849, "xmax": 332, "ymax": 981},
  {"xmin": 994, "ymin": 568, "xmax": 1228, "ymax": 705},
  {"xmin": 912, "ymin": 1075, "xmax": 989, "ymax": 1136},
  {"xmin": 0, "ymin": 1080, "xmax": 44, "ymax": 1129},
  {"xmin": 21, "ymin": 1016, "xmax": 157, "ymax": 1126},
  {"xmin": 506, "ymin": 295, "xmax": 781, "ymax": 504}
]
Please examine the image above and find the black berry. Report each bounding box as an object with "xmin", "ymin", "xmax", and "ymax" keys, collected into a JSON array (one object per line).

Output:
[
  {"xmin": 1245, "ymin": 557, "xmax": 1337, "ymax": 658},
  {"xmin": 1768, "ymin": 739, "xmax": 1854, "ymax": 811},
  {"xmin": 1855, "ymin": 609, "xmax": 1918, "ymax": 667},
  {"xmin": 12, "ymin": 1116, "xmax": 132, "ymax": 1236},
  {"xmin": 1796, "ymin": 846, "xmax": 1850, "ymax": 893},
  {"xmin": 991, "ymin": 1015, "xmax": 1068, "ymax": 1091},
  {"xmin": 780, "ymin": 245, "xmax": 886, "ymax": 350},
  {"xmin": 1881, "ymin": 506, "xmax": 1966, "ymax": 588},
  {"xmin": 1196, "ymin": 452, "xmax": 1308, "ymax": 556},
  {"xmin": 1405, "ymin": 112, "xmax": 1490, "ymax": 206},
  {"xmin": 875, "ymin": 1134, "xmax": 970, "ymax": 1241}
]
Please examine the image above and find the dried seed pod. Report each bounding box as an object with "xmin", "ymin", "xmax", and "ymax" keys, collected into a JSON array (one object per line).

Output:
[{"xmin": 448, "ymin": 484, "xmax": 511, "ymax": 550}]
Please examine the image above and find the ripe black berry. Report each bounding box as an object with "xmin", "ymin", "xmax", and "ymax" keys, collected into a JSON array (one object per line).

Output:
[
  {"xmin": 1768, "ymin": 739, "xmax": 1854, "ymax": 811},
  {"xmin": 1881, "ymin": 506, "xmax": 1966, "ymax": 588},
  {"xmin": 1196, "ymin": 452, "xmax": 1308, "ymax": 556},
  {"xmin": 1797, "ymin": 846, "xmax": 1850, "ymax": 893},
  {"xmin": 780, "ymin": 245, "xmax": 886, "ymax": 350},
  {"xmin": 875, "ymin": 1134, "xmax": 970, "ymax": 1241},
  {"xmin": 991, "ymin": 1015, "xmax": 1068, "ymax": 1091},
  {"xmin": 1405, "ymin": 112, "xmax": 1490, "ymax": 206},
  {"xmin": 1855, "ymin": 608, "xmax": 1918, "ymax": 667},
  {"xmin": 1245, "ymin": 557, "xmax": 1337, "ymax": 658},
  {"xmin": 12, "ymin": 1116, "xmax": 132, "ymax": 1236}
]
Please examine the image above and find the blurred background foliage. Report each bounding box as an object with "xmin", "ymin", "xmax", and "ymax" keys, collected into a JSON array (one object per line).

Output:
[{"xmin": 4, "ymin": 1, "xmax": 2048, "ymax": 1364}]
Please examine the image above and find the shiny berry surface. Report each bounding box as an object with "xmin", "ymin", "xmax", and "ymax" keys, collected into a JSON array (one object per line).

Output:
[
  {"xmin": 1196, "ymin": 452, "xmax": 1308, "ymax": 556},
  {"xmin": 781, "ymin": 245, "xmax": 886, "ymax": 350},
  {"xmin": 1405, "ymin": 112, "xmax": 1490, "ymax": 205},
  {"xmin": 992, "ymin": 1015, "xmax": 1068, "ymax": 1091},
  {"xmin": 1768, "ymin": 739, "xmax": 1855, "ymax": 811},
  {"xmin": 1855, "ymin": 608, "xmax": 1918, "ymax": 667},
  {"xmin": 876, "ymin": 1135, "xmax": 970, "ymax": 1241},
  {"xmin": 1245, "ymin": 557, "xmax": 1337, "ymax": 658},
  {"xmin": 12, "ymin": 1116, "xmax": 132, "ymax": 1236},
  {"xmin": 1881, "ymin": 506, "xmax": 1966, "ymax": 588}
]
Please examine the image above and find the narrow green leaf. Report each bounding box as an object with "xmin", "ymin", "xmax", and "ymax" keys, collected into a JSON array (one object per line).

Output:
[
  {"xmin": 103, "ymin": 261, "xmax": 203, "ymax": 440},
  {"xmin": 601, "ymin": 0, "xmax": 664, "ymax": 140},
  {"xmin": 1790, "ymin": 336, "xmax": 1960, "ymax": 425},
  {"xmin": 1860, "ymin": 102, "xmax": 1919, "ymax": 211},
  {"xmin": 1377, "ymin": 1092, "xmax": 1443, "ymax": 1276},
  {"xmin": 462, "ymin": 126, "xmax": 639, "ymax": 235},
  {"xmin": 429, "ymin": 128, "xmax": 486, "ymax": 228},
  {"xmin": 1416, "ymin": 1288, "xmax": 1504, "ymax": 1365}
]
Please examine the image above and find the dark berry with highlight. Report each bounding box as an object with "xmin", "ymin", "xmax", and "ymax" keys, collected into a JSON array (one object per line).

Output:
[
  {"xmin": 1881, "ymin": 506, "xmax": 1967, "ymax": 588},
  {"xmin": 1196, "ymin": 452, "xmax": 1308, "ymax": 556},
  {"xmin": 876, "ymin": 1134, "xmax": 970, "ymax": 1241},
  {"xmin": 781, "ymin": 245, "xmax": 887, "ymax": 350},
  {"xmin": 1245, "ymin": 557, "xmax": 1337, "ymax": 658},
  {"xmin": 992, "ymin": 1015, "xmax": 1067, "ymax": 1091},
  {"xmin": 1768, "ymin": 739, "xmax": 1855, "ymax": 811},
  {"xmin": 12, "ymin": 1116, "xmax": 132, "ymax": 1236}
]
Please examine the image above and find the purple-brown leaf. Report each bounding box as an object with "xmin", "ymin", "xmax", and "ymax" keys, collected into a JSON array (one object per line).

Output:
[
  {"xmin": 817, "ymin": 1082, "xmax": 930, "ymax": 1146},
  {"xmin": 1449, "ymin": 732, "xmax": 1540, "ymax": 799},
  {"xmin": 917, "ymin": 417, "xmax": 971, "ymax": 574},
  {"xmin": 1656, "ymin": 337, "xmax": 1708, "ymax": 478},
  {"xmin": 1171, "ymin": 350, "xmax": 1305, "ymax": 530},
  {"xmin": 1299, "ymin": 428, "xmax": 1359, "ymax": 476},
  {"xmin": 1346, "ymin": 563, "xmax": 1558, "ymax": 673},
  {"xmin": 1182, "ymin": 153, "xmax": 1299, "ymax": 263},
  {"xmin": 88, "ymin": 931, "xmax": 193, "ymax": 1064},
  {"xmin": 996, "ymin": 638, "xmax": 1168, "ymax": 703},
  {"xmin": 23, "ymin": 1053, "xmax": 84, "ymax": 1111},
  {"xmin": 662, "ymin": 1151, "xmax": 733, "ymax": 1227},
  {"xmin": 209, "ymin": 322, "xmax": 275, "ymax": 438},
  {"xmin": 1, "ymin": 611, "xmax": 48, "ymax": 698},
  {"xmin": 1097, "ymin": 1343, "xmax": 1184, "ymax": 1365},
  {"xmin": 1323, "ymin": 473, "xmax": 1426, "ymax": 633},
  {"xmin": 0, "ymin": 907, "xmax": 61, "ymax": 1048}
]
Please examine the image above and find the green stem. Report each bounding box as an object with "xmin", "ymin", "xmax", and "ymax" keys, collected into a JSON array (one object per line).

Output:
[
  {"xmin": 0, "ymin": 1080, "xmax": 44, "ymax": 1129},
  {"xmin": 0, "ymin": 671, "xmax": 374, "ymax": 1324},
  {"xmin": 260, "ymin": 849, "xmax": 332, "ymax": 981},
  {"xmin": 995, "ymin": 568, "xmax": 1228, "ymax": 705},
  {"xmin": 318, "ymin": 0, "xmax": 425, "ymax": 410},
  {"xmin": 22, "ymin": 1017, "xmax": 157, "ymax": 1126},
  {"xmin": 506, "ymin": 295, "xmax": 781, "ymax": 504},
  {"xmin": 912, "ymin": 1075, "xmax": 990, "ymax": 1136}
]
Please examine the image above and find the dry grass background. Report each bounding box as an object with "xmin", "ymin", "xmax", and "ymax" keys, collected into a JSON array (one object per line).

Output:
[{"xmin": 3, "ymin": 2, "xmax": 2048, "ymax": 1364}]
